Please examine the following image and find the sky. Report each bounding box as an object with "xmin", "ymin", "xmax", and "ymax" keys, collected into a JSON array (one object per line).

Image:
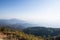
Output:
[{"xmin": 0, "ymin": 0, "xmax": 60, "ymax": 28}]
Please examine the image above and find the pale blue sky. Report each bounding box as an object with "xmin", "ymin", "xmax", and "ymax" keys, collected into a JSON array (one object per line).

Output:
[{"xmin": 0, "ymin": 0, "xmax": 60, "ymax": 28}]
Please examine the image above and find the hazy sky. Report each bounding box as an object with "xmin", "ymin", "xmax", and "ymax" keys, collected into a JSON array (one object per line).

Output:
[{"xmin": 0, "ymin": 0, "xmax": 60, "ymax": 28}]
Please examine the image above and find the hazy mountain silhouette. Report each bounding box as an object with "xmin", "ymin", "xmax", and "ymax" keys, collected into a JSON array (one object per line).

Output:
[
  {"xmin": 1, "ymin": 19, "xmax": 60, "ymax": 38},
  {"xmin": 0, "ymin": 19, "xmax": 35, "ymax": 29}
]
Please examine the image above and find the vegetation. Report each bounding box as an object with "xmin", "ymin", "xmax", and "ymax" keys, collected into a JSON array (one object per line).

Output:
[
  {"xmin": 23, "ymin": 27, "xmax": 60, "ymax": 37},
  {"xmin": 0, "ymin": 26, "xmax": 60, "ymax": 40},
  {"xmin": 0, "ymin": 26, "xmax": 43, "ymax": 40}
]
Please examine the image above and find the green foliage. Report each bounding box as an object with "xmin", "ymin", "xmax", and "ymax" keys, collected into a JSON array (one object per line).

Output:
[
  {"xmin": 23, "ymin": 27, "xmax": 60, "ymax": 37},
  {"xmin": 0, "ymin": 26, "xmax": 44, "ymax": 40},
  {"xmin": 1, "ymin": 26, "xmax": 60, "ymax": 40}
]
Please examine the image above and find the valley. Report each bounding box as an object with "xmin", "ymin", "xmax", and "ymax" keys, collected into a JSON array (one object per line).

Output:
[{"xmin": 0, "ymin": 19, "xmax": 60, "ymax": 40}]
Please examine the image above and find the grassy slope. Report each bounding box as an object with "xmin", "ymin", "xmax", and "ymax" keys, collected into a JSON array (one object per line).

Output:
[{"xmin": 0, "ymin": 26, "xmax": 44, "ymax": 40}]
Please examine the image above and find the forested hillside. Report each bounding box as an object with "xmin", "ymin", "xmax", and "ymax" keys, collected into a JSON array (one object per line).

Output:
[
  {"xmin": 0, "ymin": 26, "xmax": 60, "ymax": 40},
  {"xmin": 23, "ymin": 27, "xmax": 60, "ymax": 37},
  {"xmin": 0, "ymin": 26, "xmax": 43, "ymax": 40}
]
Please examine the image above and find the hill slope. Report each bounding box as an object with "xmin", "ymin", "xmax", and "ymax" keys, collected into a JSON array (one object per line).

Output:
[
  {"xmin": 0, "ymin": 26, "xmax": 44, "ymax": 40},
  {"xmin": 23, "ymin": 27, "xmax": 60, "ymax": 37}
]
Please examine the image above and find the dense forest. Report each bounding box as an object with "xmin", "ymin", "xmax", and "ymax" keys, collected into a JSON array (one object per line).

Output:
[
  {"xmin": 0, "ymin": 26, "xmax": 60, "ymax": 40},
  {"xmin": 23, "ymin": 27, "xmax": 60, "ymax": 37}
]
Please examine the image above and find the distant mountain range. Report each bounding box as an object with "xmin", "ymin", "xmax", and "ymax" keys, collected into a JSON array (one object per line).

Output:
[
  {"xmin": 1, "ymin": 19, "xmax": 60, "ymax": 37},
  {"xmin": 0, "ymin": 19, "xmax": 36, "ymax": 29}
]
